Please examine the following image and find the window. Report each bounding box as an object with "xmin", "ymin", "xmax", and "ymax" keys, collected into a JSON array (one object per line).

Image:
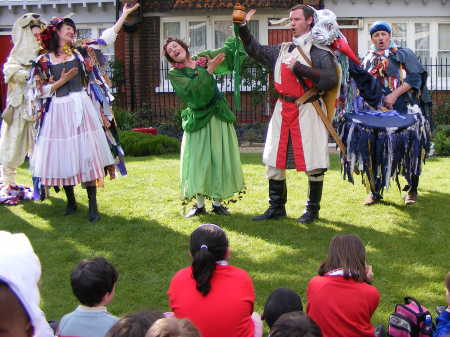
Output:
[
  {"xmin": 188, "ymin": 21, "xmax": 207, "ymax": 55},
  {"xmin": 163, "ymin": 22, "xmax": 180, "ymax": 40},
  {"xmin": 214, "ymin": 20, "xmax": 259, "ymax": 49},
  {"xmin": 391, "ymin": 23, "xmax": 407, "ymax": 48},
  {"xmin": 415, "ymin": 23, "xmax": 430, "ymax": 61},
  {"xmin": 77, "ymin": 28, "xmax": 92, "ymax": 40},
  {"xmin": 438, "ymin": 23, "xmax": 450, "ymax": 60},
  {"xmin": 214, "ymin": 21, "xmax": 233, "ymax": 49}
]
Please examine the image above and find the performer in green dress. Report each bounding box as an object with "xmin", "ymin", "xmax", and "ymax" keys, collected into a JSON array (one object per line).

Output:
[{"xmin": 163, "ymin": 37, "xmax": 245, "ymax": 217}]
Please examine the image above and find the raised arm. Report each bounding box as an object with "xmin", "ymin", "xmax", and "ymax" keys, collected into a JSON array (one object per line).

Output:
[
  {"xmin": 237, "ymin": 9, "xmax": 280, "ymax": 70},
  {"xmin": 112, "ymin": 2, "xmax": 140, "ymax": 34}
]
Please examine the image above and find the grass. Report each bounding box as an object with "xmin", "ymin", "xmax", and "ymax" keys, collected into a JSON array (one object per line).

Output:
[{"xmin": 2, "ymin": 153, "xmax": 450, "ymax": 329}]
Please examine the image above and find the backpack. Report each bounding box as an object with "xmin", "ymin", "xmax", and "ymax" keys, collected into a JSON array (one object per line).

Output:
[{"xmin": 388, "ymin": 297, "xmax": 434, "ymax": 337}]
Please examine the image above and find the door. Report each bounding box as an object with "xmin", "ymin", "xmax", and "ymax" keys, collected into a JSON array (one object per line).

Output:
[
  {"xmin": 340, "ymin": 28, "xmax": 358, "ymax": 59},
  {"xmin": 268, "ymin": 29, "xmax": 293, "ymax": 45},
  {"xmin": 0, "ymin": 35, "xmax": 13, "ymax": 112}
]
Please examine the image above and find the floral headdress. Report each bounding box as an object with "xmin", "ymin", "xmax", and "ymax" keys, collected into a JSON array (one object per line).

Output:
[{"xmin": 39, "ymin": 16, "xmax": 76, "ymax": 50}]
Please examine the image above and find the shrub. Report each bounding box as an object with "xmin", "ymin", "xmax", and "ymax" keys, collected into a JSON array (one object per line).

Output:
[
  {"xmin": 432, "ymin": 102, "xmax": 450, "ymax": 126},
  {"xmin": 433, "ymin": 124, "xmax": 450, "ymax": 156},
  {"xmin": 113, "ymin": 107, "xmax": 137, "ymax": 130},
  {"xmin": 119, "ymin": 131, "xmax": 180, "ymax": 156}
]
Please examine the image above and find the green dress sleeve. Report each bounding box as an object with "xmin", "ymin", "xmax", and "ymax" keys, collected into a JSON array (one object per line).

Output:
[
  {"xmin": 168, "ymin": 66, "xmax": 235, "ymax": 132},
  {"xmin": 195, "ymin": 36, "xmax": 247, "ymax": 75},
  {"xmin": 168, "ymin": 66, "xmax": 217, "ymax": 110}
]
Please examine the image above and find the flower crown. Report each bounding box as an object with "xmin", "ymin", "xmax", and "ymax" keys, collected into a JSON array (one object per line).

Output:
[{"xmin": 39, "ymin": 17, "xmax": 75, "ymax": 50}]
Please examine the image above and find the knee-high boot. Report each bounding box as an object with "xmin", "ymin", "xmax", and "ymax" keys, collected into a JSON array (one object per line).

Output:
[
  {"xmin": 252, "ymin": 179, "xmax": 287, "ymax": 221},
  {"xmin": 86, "ymin": 186, "xmax": 100, "ymax": 222},
  {"xmin": 63, "ymin": 185, "xmax": 77, "ymax": 215},
  {"xmin": 297, "ymin": 180, "xmax": 323, "ymax": 224}
]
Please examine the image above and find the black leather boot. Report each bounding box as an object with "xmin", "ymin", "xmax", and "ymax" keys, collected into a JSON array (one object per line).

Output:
[
  {"xmin": 86, "ymin": 186, "xmax": 100, "ymax": 222},
  {"xmin": 63, "ymin": 185, "xmax": 77, "ymax": 216},
  {"xmin": 405, "ymin": 174, "xmax": 419, "ymax": 205},
  {"xmin": 252, "ymin": 179, "xmax": 287, "ymax": 221},
  {"xmin": 297, "ymin": 180, "xmax": 323, "ymax": 224}
]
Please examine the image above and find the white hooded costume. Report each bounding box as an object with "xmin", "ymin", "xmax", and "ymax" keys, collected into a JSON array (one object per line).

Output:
[
  {"xmin": 0, "ymin": 13, "xmax": 44, "ymax": 186},
  {"xmin": 0, "ymin": 231, "xmax": 54, "ymax": 337}
]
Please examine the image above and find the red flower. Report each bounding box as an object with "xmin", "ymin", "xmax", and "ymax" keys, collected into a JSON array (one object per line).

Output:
[{"xmin": 196, "ymin": 56, "xmax": 208, "ymax": 68}]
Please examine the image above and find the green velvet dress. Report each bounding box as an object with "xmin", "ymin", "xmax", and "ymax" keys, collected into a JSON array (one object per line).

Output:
[{"xmin": 168, "ymin": 38, "xmax": 246, "ymax": 202}]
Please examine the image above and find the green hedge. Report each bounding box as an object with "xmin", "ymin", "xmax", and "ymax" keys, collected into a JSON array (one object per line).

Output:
[
  {"xmin": 119, "ymin": 131, "xmax": 180, "ymax": 156},
  {"xmin": 433, "ymin": 124, "xmax": 450, "ymax": 156}
]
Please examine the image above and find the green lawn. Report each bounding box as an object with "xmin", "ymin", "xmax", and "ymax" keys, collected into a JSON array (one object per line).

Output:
[{"xmin": 2, "ymin": 153, "xmax": 450, "ymax": 328}]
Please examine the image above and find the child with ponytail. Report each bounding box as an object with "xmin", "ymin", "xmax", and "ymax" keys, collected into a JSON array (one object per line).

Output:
[{"xmin": 167, "ymin": 224, "xmax": 262, "ymax": 337}]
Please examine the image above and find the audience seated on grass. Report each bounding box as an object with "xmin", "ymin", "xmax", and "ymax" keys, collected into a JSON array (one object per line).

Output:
[
  {"xmin": 57, "ymin": 257, "xmax": 119, "ymax": 337},
  {"xmin": 146, "ymin": 317, "xmax": 202, "ymax": 337},
  {"xmin": 306, "ymin": 234, "xmax": 380, "ymax": 337},
  {"xmin": 434, "ymin": 271, "xmax": 450, "ymax": 337},
  {"xmin": 106, "ymin": 311, "xmax": 164, "ymax": 337},
  {"xmin": 0, "ymin": 231, "xmax": 54, "ymax": 337},
  {"xmin": 262, "ymin": 288, "xmax": 303, "ymax": 332},
  {"xmin": 167, "ymin": 223, "xmax": 262, "ymax": 337},
  {"xmin": 269, "ymin": 312, "xmax": 322, "ymax": 337}
]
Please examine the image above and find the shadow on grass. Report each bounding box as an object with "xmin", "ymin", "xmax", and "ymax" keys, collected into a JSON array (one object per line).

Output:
[
  {"xmin": 3, "ymin": 153, "xmax": 448, "ymax": 324},
  {"xmin": 4, "ymin": 198, "xmax": 192, "ymax": 319}
]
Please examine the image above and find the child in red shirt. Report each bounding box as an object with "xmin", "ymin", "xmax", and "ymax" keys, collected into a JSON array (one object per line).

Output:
[
  {"xmin": 306, "ymin": 234, "xmax": 380, "ymax": 337},
  {"xmin": 167, "ymin": 224, "xmax": 262, "ymax": 337}
]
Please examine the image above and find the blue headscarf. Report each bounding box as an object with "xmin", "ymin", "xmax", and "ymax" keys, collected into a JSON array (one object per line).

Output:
[{"xmin": 369, "ymin": 21, "xmax": 392, "ymax": 36}]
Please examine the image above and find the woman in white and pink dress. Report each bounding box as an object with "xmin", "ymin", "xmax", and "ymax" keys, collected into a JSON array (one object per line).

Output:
[{"xmin": 30, "ymin": 4, "xmax": 138, "ymax": 222}]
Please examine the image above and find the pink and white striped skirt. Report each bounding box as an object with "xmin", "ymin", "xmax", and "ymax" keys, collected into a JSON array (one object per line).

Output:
[{"xmin": 31, "ymin": 91, "xmax": 114, "ymax": 186}]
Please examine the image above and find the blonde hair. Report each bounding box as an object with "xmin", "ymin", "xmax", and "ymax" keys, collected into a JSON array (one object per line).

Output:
[{"xmin": 146, "ymin": 318, "xmax": 201, "ymax": 337}]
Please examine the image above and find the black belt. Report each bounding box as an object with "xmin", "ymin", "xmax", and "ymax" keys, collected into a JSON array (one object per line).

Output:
[
  {"xmin": 279, "ymin": 93, "xmax": 320, "ymax": 104},
  {"xmin": 280, "ymin": 94, "xmax": 298, "ymax": 103}
]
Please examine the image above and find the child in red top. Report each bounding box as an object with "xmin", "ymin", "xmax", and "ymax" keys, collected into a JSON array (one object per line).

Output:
[
  {"xmin": 167, "ymin": 224, "xmax": 262, "ymax": 337},
  {"xmin": 306, "ymin": 234, "xmax": 380, "ymax": 337}
]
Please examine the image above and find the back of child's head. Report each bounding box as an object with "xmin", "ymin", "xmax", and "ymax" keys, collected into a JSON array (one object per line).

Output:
[
  {"xmin": 71, "ymin": 257, "xmax": 118, "ymax": 307},
  {"xmin": 318, "ymin": 234, "xmax": 369, "ymax": 283},
  {"xmin": 106, "ymin": 311, "xmax": 164, "ymax": 337},
  {"xmin": 189, "ymin": 224, "xmax": 228, "ymax": 296},
  {"xmin": 262, "ymin": 288, "xmax": 303, "ymax": 328},
  {"xmin": 270, "ymin": 312, "xmax": 322, "ymax": 337},
  {"xmin": 0, "ymin": 281, "xmax": 34, "ymax": 337},
  {"xmin": 0, "ymin": 231, "xmax": 54, "ymax": 337},
  {"xmin": 146, "ymin": 317, "xmax": 202, "ymax": 337}
]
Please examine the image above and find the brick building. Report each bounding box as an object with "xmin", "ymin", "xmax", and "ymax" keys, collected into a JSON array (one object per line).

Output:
[{"xmin": 115, "ymin": 0, "xmax": 323, "ymax": 122}]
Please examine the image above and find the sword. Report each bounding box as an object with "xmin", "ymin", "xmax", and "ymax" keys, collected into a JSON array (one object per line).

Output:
[{"xmin": 295, "ymin": 87, "xmax": 347, "ymax": 159}]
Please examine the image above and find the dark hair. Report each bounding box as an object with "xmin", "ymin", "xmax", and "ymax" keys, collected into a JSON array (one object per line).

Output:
[
  {"xmin": 190, "ymin": 224, "xmax": 228, "ymax": 296},
  {"xmin": 70, "ymin": 257, "xmax": 118, "ymax": 307},
  {"xmin": 162, "ymin": 37, "xmax": 190, "ymax": 63},
  {"xmin": 270, "ymin": 312, "xmax": 323, "ymax": 337},
  {"xmin": 318, "ymin": 234, "xmax": 369, "ymax": 283},
  {"xmin": 106, "ymin": 311, "xmax": 163, "ymax": 337},
  {"xmin": 445, "ymin": 272, "xmax": 450, "ymax": 292},
  {"xmin": 290, "ymin": 4, "xmax": 315, "ymax": 26},
  {"xmin": 262, "ymin": 288, "xmax": 303, "ymax": 328},
  {"xmin": 147, "ymin": 317, "xmax": 201, "ymax": 337},
  {"xmin": 48, "ymin": 18, "xmax": 76, "ymax": 55}
]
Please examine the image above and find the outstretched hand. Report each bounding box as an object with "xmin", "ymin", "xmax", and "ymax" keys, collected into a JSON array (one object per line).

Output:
[
  {"xmin": 245, "ymin": 9, "xmax": 256, "ymax": 23},
  {"xmin": 122, "ymin": 2, "xmax": 140, "ymax": 17},
  {"xmin": 207, "ymin": 53, "xmax": 225, "ymax": 74}
]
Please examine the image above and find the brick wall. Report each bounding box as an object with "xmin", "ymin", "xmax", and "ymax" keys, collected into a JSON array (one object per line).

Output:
[{"xmin": 115, "ymin": 16, "xmax": 160, "ymax": 112}]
